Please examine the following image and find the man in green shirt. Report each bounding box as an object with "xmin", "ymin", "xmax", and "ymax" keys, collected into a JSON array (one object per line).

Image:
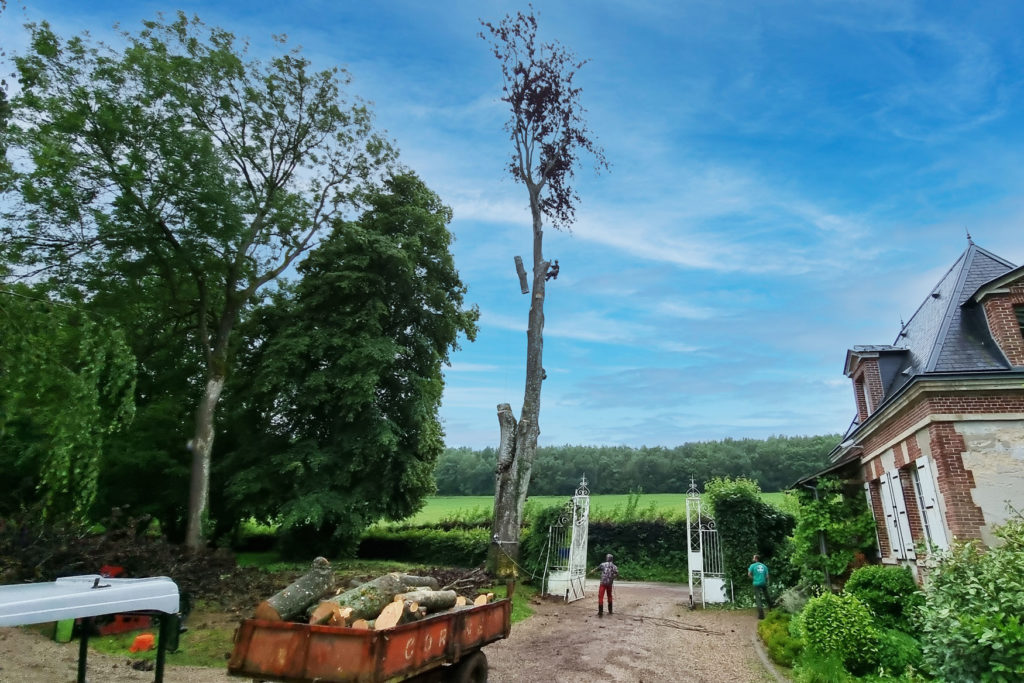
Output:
[{"xmin": 748, "ymin": 554, "xmax": 769, "ymax": 620}]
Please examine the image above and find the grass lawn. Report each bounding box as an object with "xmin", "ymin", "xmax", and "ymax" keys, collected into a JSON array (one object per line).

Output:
[{"xmin": 404, "ymin": 491, "xmax": 793, "ymax": 525}]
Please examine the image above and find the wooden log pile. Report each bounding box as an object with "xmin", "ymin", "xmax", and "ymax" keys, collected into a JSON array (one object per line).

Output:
[{"xmin": 252, "ymin": 558, "xmax": 498, "ymax": 631}]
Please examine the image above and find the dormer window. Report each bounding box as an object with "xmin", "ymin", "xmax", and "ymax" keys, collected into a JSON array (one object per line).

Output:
[
  {"xmin": 1016, "ymin": 306, "xmax": 1024, "ymax": 340},
  {"xmin": 859, "ymin": 377, "xmax": 874, "ymax": 414}
]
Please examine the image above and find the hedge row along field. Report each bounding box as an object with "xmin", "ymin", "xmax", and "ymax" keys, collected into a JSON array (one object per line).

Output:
[{"xmin": 401, "ymin": 492, "xmax": 793, "ymax": 525}]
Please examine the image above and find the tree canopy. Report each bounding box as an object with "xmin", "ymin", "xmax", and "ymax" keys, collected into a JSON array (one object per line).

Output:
[
  {"xmin": 1, "ymin": 13, "xmax": 394, "ymax": 546},
  {"xmin": 214, "ymin": 173, "xmax": 478, "ymax": 556}
]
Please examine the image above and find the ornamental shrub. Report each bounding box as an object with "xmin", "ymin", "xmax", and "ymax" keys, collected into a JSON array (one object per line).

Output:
[
  {"xmin": 758, "ymin": 610, "xmax": 803, "ymax": 667},
  {"xmin": 844, "ymin": 565, "xmax": 923, "ymax": 631},
  {"xmin": 874, "ymin": 627, "xmax": 923, "ymax": 677},
  {"xmin": 919, "ymin": 517, "xmax": 1024, "ymax": 682},
  {"xmin": 801, "ymin": 592, "xmax": 879, "ymax": 675}
]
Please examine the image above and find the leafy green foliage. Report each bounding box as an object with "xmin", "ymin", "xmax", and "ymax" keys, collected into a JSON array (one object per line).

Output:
[
  {"xmin": 2, "ymin": 13, "xmax": 395, "ymax": 545},
  {"xmin": 218, "ymin": 173, "xmax": 477, "ymax": 557},
  {"xmin": 0, "ymin": 286, "xmax": 135, "ymax": 521},
  {"xmin": 791, "ymin": 476, "xmax": 877, "ymax": 588},
  {"xmin": 705, "ymin": 477, "xmax": 796, "ymax": 593},
  {"xmin": 758, "ymin": 610, "xmax": 804, "ymax": 667},
  {"xmin": 437, "ymin": 435, "xmax": 838, "ymax": 495},
  {"xmin": 919, "ymin": 516, "xmax": 1024, "ymax": 682},
  {"xmin": 793, "ymin": 650, "xmax": 853, "ymax": 683},
  {"xmin": 844, "ymin": 565, "xmax": 923, "ymax": 632},
  {"xmin": 357, "ymin": 527, "xmax": 489, "ymax": 567},
  {"xmin": 799, "ymin": 592, "xmax": 879, "ymax": 675},
  {"xmin": 874, "ymin": 627, "xmax": 923, "ymax": 678}
]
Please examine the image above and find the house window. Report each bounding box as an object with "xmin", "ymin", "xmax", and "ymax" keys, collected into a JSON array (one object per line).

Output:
[
  {"xmin": 1016, "ymin": 306, "xmax": 1024, "ymax": 339},
  {"xmin": 857, "ymin": 377, "xmax": 873, "ymax": 416}
]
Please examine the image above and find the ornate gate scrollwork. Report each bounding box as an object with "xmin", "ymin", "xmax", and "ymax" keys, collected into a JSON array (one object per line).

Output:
[{"xmin": 542, "ymin": 476, "xmax": 590, "ymax": 602}]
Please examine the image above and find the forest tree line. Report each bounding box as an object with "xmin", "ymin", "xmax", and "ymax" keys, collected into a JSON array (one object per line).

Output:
[{"xmin": 435, "ymin": 434, "xmax": 840, "ymax": 496}]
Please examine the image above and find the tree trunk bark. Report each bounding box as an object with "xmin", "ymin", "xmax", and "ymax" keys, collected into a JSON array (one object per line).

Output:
[
  {"xmin": 184, "ymin": 373, "xmax": 225, "ymax": 550},
  {"xmin": 319, "ymin": 572, "xmax": 410, "ymax": 621},
  {"xmin": 489, "ymin": 195, "xmax": 547, "ymax": 576},
  {"xmin": 396, "ymin": 590, "xmax": 457, "ymax": 613},
  {"xmin": 395, "ymin": 575, "xmax": 440, "ymax": 591},
  {"xmin": 254, "ymin": 557, "xmax": 334, "ymax": 621}
]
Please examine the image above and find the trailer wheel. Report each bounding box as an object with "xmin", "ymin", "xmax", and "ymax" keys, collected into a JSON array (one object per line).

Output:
[{"xmin": 453, "ymin": 650, "xmax": 488, "ymax": 683}]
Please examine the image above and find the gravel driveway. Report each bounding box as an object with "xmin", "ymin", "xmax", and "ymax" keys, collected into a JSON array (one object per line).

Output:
[
  {"xmin": 486, "ymin": 580, "xmax": 777, "ymax": 682},
  {"xmin": 0, "ymin": 580, "xmax": 778, "ymax": 682}
]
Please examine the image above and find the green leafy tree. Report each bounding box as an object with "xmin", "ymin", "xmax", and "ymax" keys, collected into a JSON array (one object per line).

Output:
[
  {"xmin": 1, "ymin": 14, "xmax": 393, "ymax": 547},
  {"xmin": 0, "ymin": 285, "xmax": 135, "ymax": 521},
  {"xmin": 480, "ymin": 8, "xmax": 608, "ymax": 575},
  {"xmin": 219, "ymin": 173, "xmax": 477, "ymax": 556},
  {"xmin": 791, "ymin": 476, "xmax": 877, "ymax": 588},
  {"xmin": 919, "ymin": 515, "xmax": 1024, "ymax": 681},
  {"xmin": 705, "ymin": 477, "xmax": 796, "ymax": 594}
]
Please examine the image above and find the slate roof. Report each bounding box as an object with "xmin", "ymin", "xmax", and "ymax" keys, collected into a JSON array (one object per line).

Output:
[
  {"xmin": 810, "ymin": 243, "xmax": 1021, "ymax": 478},
  {"xmin": 878, "ymin": 242, "xmax": 1015, "ymax": 398}
]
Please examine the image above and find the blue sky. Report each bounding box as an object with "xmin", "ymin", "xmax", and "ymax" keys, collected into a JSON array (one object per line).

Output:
[{"xmin": 4, "ymin": 1, "xmax": 1024, "ymax": 449}]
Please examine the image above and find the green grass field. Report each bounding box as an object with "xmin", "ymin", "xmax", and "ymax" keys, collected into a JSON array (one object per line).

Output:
[{"xmin": 403, "ymin": 491, "xmax": 793, "ymax": 525}]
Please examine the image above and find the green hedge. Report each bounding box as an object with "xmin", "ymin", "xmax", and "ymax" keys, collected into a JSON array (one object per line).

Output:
[
  {"xmin": 357, "ymin": 527, "xmax": 489, "ymax": 567},
  {"xmin": 517, "ymin": 505, "xmax": 691, "ymax": 583}
]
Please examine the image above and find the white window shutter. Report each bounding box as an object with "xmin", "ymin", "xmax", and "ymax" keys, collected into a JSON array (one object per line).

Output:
[
  {"xmin": 879, "ymin": 474, "xmax": 903, "ymax": 560},
  {"xmin": 915, "ymin": 456, "xmax": 949, "ymax": 551},
  {"xmin": 881, "ymin": 469, "xmax": 916, "ymax": 560},
  {"xmin": 889, "ymin": 469, "xmax": 917, "ymax": 560},
  {"xmin": 864, "ymin": 482, "xmax": 882, "ymax": 557}
]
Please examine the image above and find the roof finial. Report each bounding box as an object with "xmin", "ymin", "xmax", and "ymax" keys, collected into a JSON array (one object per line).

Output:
[{"xmin": 966, "ymin": 228, "xmax": 974, "ymax": 245}]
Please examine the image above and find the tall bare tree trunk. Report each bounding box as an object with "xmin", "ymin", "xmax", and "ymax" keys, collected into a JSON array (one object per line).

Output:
[
  {"xmin": 490, "ymin": 197, "xmax": 547, "ymax": 575},
  {"xmin": 184, "ymin": 373, "xmax": 225, "ymax": 549}
]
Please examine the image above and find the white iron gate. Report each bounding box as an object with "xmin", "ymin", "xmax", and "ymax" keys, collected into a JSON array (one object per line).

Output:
[
  {"xmin": 542, "ymin": 476, "xmax": 590, "ymax": 602},
  {"xmin": 686, "ymin": 478, "xmax": 729, "ymax": 607}
]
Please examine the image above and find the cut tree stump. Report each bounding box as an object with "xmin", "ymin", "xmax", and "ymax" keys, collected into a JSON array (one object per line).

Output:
[
  {"xmin": 396, "ymin": 590, "xmax": 457, "ymax": 613},
  {"xmin": 350, "ymin": 619, "xmax": 370, "ymax": 630},
  {"xmin": 255, "ymin": 557, "xmax": 334, "ymax": 621},
  {"xmin": 472, "ymin": 593, "xmax": 494, "ymax": 606},
  {"xmin": 455, "ymin": 596, "xmax": 467, "ymax": 607}
]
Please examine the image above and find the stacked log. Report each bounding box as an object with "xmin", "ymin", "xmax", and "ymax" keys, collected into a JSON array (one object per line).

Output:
[
  {"xmin": 252, "ymin": 561, "xmax": 498, "ymax": 632},
  {"xmin": 254, "ymin": 557, "xmax": 335, "ymax": 621}
]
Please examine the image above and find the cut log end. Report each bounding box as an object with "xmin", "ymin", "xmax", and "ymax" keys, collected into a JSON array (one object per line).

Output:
[
  {"xmin": 254, "ymin": 601, "xmax": 282, "ymax": 621},
  {"xmin": 375, "ymin": 601, "xmax": 406, "ymax": 630}
]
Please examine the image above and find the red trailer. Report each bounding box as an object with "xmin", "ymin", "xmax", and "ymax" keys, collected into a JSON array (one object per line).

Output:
[{"xmin": 227, "ymin": 599, "xmax": 511, "ymax": 683}]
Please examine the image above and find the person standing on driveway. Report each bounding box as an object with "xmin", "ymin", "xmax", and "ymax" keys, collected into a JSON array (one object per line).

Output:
[
  {"xmin": 748, "ymin": 554, "xmax": 770, "ymax": 619},
  {"xmin": 593, "ymin": 553, "xmax": 618, "ymax": 617}
]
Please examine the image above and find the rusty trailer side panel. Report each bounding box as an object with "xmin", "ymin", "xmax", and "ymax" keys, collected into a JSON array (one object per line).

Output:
[{"xmin": 228, "ymin": 599, "xmax": 511, "ymax": 683}]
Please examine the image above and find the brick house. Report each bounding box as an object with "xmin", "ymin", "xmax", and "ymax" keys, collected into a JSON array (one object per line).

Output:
[{"xmin": 799, "ymin": 240, "xmax": 1024, "ymax": 573}]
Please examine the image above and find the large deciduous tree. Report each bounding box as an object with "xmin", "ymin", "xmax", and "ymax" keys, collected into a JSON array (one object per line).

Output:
[
  {"xmin": 217, "ymin": 173, "xmax": 477, "ymax": 556},
  {"xmin": 480, "ymin": 9, "xmax": 607, "ymax": 573},
  {"xmin": 0, "ymin": 14, "xmax": 393, "ymax": 547}
]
